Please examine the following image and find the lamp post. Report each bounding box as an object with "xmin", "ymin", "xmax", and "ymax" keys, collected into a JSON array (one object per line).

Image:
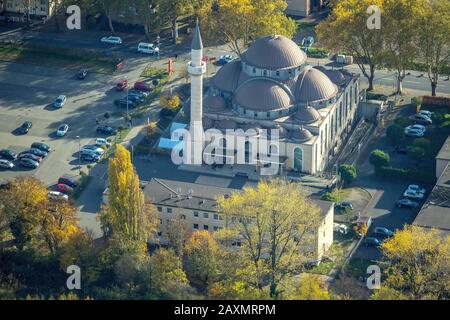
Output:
[{"xmin": 76, "ymin": 135, "xmax": 81, "ymax": 176}]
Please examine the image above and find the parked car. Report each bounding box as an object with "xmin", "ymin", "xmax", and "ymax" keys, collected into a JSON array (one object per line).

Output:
[
  {"xmin": 365, "ymin": 237, "xmax": 382, "ymax": 247},
  {"xmin": 53, "ymin": 95, "xmax": 67, "ymax": 108},
  {"xmin": 56, "ymin": 183, "xmax": 74, "ymax": 194},
  {"xmin": 137, "ymin": 42, "xmax": 158, "ymax": 54},
  {"xmin": 373, "ymin": 227, "xmax": 394, "ymax": 238},
  {"xmin": 81, "ymin": 152, "xmax": 100, "ymax": 162},
  {"xmin": 96, "ymin": 125, "xmax": 117, "ymax": 135},
  {"xmin": 405, "ymin": 124, "xmax": 426, "ymax": 133},
  {"xmin": 0, "ymin": 159, "xmax": 14, "ymax": 169},
  {"xmin": 58, "ymin": 175, "xmax": 78, "ymax": 188},
  {"xmin": 77, "ymin": 69, "xmax": 88, "ymax": 80},
  {"xmin": 405, "ymin": 128, "xmax": 425, "ymax": 137},
  {"xmin": 134, "ymin": 81, "xmax": 152, "ymax": 92},
  {"xmin": 116, "ymin": 79, "xmax": 128, "ymax": 91},
  {"xmin": 101, "ymin": 36, "xmax": 122, "ymax": 44},
  {"xmin": 19, "ymin": 158, "xmax": 39, "ymax": 169},
  {"xmin": 31, "ymin": 142, "xmax": 51, "ymax": 152},
  {"xmin": 56, "ymin": 123, "xmax": 69, "ymax": 137},
  {"xmin": 396, "ymin": 198, "xmax": 419, "ymax": 208},
  {"xmin": 81, "ymin": 145, "xmax": 105, "ymax": 155},
  {"xmin": 48, "ymin": 191, "xmax": 69, "ymax": 201},
  {"xmin": 95, "ymin": 138, "xmax": 111, "ymax": 147},
  {"xmin": 333, "ymin": 223, "xmax": 349, "ymax": 235},
  {"xmin": 18, "ymin": 152, "xmax": 42, "ymax": 162},
  {"xmin": 27, "ymin": 148, "xmax": 48, "ymax": 158},
  {"xmin": 0, "ymin": 149, "xmax": 17, "ymax": 160},
  {"xmin": 335, "ymin": 201, "xmax": 353, "ymax": 211},
  {"xmin": 406, "ymin": 184, "xmax": 426, "ymax": 195},
  {"xmin": 403, "ymin": 189, "xmax": 425, "ymax": 200},
  {"xmin": 418, "ymin": 110, "xmax": 432, "ymax": 118},
  {"xmin": 114, "ymin": 98, "xmax": 136, "ymax": 109},
  {"xmin": 216, "ymin": 54, "xmax": 234, "ymax": 66},
  {"xmin": 18, "ymin": 121, "xmax": 32, "ymax": 134},
  {"xmin": 126, "ymin": 93, "xmax": 145, "ymax": 103},
  {"xmin": 129, "ymin": 89, "xmax": 148, "ymax": 98},
  {"xmin": 413, "ymin": 113, "xmax": 432, "ymax": 125}
]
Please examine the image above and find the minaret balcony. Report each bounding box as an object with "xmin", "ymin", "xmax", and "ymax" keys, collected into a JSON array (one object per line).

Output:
[{"xmin": 188, "ymin": 61, "xmax": 206, "ymax": 75}]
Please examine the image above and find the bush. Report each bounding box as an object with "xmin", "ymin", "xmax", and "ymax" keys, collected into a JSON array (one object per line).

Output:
[
  {"xmin": 369, "ymin": 149, "xmax": 390, "ymax": 168},
  {"xmin": 376, "ymin": 166, "xmax": 436, "ymax": 184},
  {"xmin": 412, "ymin": 138, "xmax": 430, "ymax": 152},
  {"xmin": 394, "ymin": 116, "xmax": 412, "ymax": 128},
  {"xmin": 411, "ymin": 96, "xmax": 422, "ymax": 107},
  {"xmin": 339, "ymin": 164, "xmax": 357, "ymax": 185},
  {"xmin": 408, "ymin": 146, "xmax": 425, "ymax": 161},
  {"xmin": 386, "ymin": 124, "xmax": 405, "ymax": 146},
  {"xmin": 432, "ymin": 113, "xmax": 444, "ymax": 125}
]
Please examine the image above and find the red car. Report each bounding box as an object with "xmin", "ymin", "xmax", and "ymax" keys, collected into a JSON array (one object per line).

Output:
[
  {"xmin": 134, "ymin": 81, "xmax": 151, "ymax": 92},
  {"xmin": 18, "ymin": 152, "xmax": 43, "ymax": 162},
  {"xmin": 56, "ymin": 183, "xmax": 74, "ymax": 194},
  {"xmin": 116, "ymin": 79, "xmax": 128, "ymax": 91}
]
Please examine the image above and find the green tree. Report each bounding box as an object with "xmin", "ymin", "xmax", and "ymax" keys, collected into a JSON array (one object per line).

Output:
[
  {"xmin": 339, "ymin": 164, "xmax": 357, "ymax": 185},
  {"xmin": 317, "ymin": 0, "xmax": 385, "ymax": 91},
  {"xmin": 216, "ymin": 179, "xmax": 322, "ymax": 299},
  {"xmin": 369, "ymin": 149, "xmax": 390, "ymax": 169},
  {"xmin": 408, "ymin": 146, "xmax": 425, "ymax": 161},
  {"xmin": 386, "ymin": 124, "xmax": 405, "ymax": 146},
  {"xmin": 100, "ymin": 145, "xmax": 158, "ymax": 242},
  {"xmin": 412, "ymin": 138, "xmax": 430, "ymax": 153}
]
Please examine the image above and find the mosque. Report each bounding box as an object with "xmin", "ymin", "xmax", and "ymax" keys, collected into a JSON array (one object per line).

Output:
[{"xmin": 170, "ymin": 23, "xmax": 362, "ymax": 175}]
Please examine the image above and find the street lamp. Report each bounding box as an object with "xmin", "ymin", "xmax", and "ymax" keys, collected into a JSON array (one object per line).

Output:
[{"xmin": 76, "ymin": 135, "xmax": 81, "ymax": 176}]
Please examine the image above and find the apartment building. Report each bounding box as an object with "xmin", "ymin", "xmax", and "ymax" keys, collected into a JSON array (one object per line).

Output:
[
  {"xmin": 286, "ymin": 0, "xmax": 326, "ymax": 17},
  {"xmin": 1, "ymin": 0, "xmax": 54, "ymax": 19},
  {"xmin": 143, "ymin": 178, "xmax": 334, "ymax": 262}
]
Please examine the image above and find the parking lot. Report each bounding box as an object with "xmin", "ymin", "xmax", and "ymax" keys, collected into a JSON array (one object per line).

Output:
[{"xmin": 0, "ymin": 60, "xmax": 131, "ymax": 186}]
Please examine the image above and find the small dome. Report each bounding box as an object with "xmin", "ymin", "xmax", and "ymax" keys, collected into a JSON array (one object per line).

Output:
[
  {"xmin": 242, "ymin": 35, "xmax": 307, "ymax": 70},
  {"xmin": 293, "ymin": 106, "xmax": 321, "ymax": 124},
  {"xmin": 294, "ymin": 66, "xmax": 338, "ymax": 103},
  {"xmin": 203, "ymin": 117, "xmax": 215, "ymax": 129},
  {"xmin": 315, "ymin": 66, "xmax": 346, "ymax": 86},
  {"xmin": 290, "ymin": 127, "xmax": 313, "ymax": 143},
  {"xmin": 204, "ymin": 94, "xmax": 227, "ymax": 111},
  {"xmin": 234, "ymin": 79, "xmax": 294, "ymax": 112},
  {"xmin": 217, "ymin": 119, "xmax": 238, "ymax": 130},
  {"xmin": 211, "ymin": 60, "xmax": 242, "ymax": 93}
]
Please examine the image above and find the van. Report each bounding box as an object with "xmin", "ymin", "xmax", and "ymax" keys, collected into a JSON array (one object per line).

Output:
[{"xmin": 137, "ymin": 42, "xmax": 158, "ymax": 54}]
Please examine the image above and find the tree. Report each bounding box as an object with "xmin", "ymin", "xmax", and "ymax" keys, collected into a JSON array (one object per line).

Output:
[
  {"xmin": 339, "ymin": 164, "xmax": 357, "ymax": 185},
  {"xmin": 100, "ymin": 144, "xmax": 158, "ymax": 242},
  {"xmin": 417, "ymin": 0, "xmax": 450, "ymax": 96},
  {"xmin": 382, "ymin": 0, "xmax": 425, "ymax": 95},
  {"xmin": 369, "ymin": 149, "xmax": 390, "ymax": 169},
  {"xmin": 216, "ymin": 179, "xmax": 322, "ymax": 299},
  {"xmin": 317, "ymin": 0, "xmax": 385, "ymax": 91},
  {"xmin": 412, "ymin": 138, "xmax": 430, "ymax": 153},
  {"xmin": 183, "ymin": 230, "xmax": 219, "ymax": 292},
  {"xmin": 408, "ymin": 146, "xmax": 425, "ymax": 161},
  {"xmin": 200, "ymin": 0, "xmax": 296, "ymax": 56},
  {"xmin": 100, "ymin": 0, "xmax": 123, "ymax": 32},
  {"xmin": 375, "ymin": 226, "xmax": 450, "ymax": 300},
  {"xmin": 166, "ymin": 219, "xmax": 189, "ymax": 257},
  {"xmin": 160, "ymin": 94, "xmax": 180, "ymax": 111},
  {"xmin": 386, "ymin": 124, "xmax": 405, "ymax": 146},
  {"xmin": 127, "ymin": 0, "xmax": 165, "ymax": 40},
  {"xmin": 284, "ymin": 274, "xmax": 330, "ymax": 300}
]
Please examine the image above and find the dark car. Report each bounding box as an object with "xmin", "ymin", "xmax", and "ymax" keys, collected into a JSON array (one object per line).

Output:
[
  {"xmin": 129, "ymin": 89, "xmax": 148, "ymax": 98},
  {"xmin": 114, "ymin": 98, "xmax": 136, "ymax": 109},
  {"xmin": 18, "ymin": 121, "xmax": 32, "ymax": 134},
  {"xmin": 18, "ymin": 152, "xmax": 42, "ymax": 162},
  {"xmin": 396, "ymin": 198, "xmax": 419, "ymax": 208},
  {"xmin": 0, "ymin": 149, "xmax": 17, "ymax": 161},
  {"xmin": 126, "ymin": 94, "xmax": 144, "ymax": 103},
  {"xmin": 81, "ymin": 153, "xmax": 100, "ymax": 162},
  {"xmin": 335, "ymin": 201, "xmax": 354, "ymax": 211},
  {"xmin": 96, "ymin": 125, "xmax": 117, "ymax": 135},
  {"xmin": 134, "ymin": 81, "xmax": 152, "ymax": 92},
  {"xmin": 19, "ymin": 158, "xmax": 39, "ymax": 169},
  {"xmin": 58, "ymin": 175, "xmax": 78, "ymax": 188},
  {"xmin": 31, "ymin": 142, "xmax": 51, "ymax": 152},
  {"xmin": 27, "ymin": 148, "xmax": 48, "ymax": 158},
  {"xmin": 77, "ymin": 69, "xmax": 88, "ymax": 80},
  {"xmin": 365, "ymin": 237, "xmax": 382, "ymax": 247}
]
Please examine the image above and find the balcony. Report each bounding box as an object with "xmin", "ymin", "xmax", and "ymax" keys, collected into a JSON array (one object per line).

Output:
[{"xmin": 187, "ymin": 61, "xmax": 206, "ymax": 75}]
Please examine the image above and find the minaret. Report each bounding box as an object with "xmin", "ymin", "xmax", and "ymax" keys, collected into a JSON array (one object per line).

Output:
[{"xmin": 188, "ymin": 20, "xmax": 206, "ymax": 165}]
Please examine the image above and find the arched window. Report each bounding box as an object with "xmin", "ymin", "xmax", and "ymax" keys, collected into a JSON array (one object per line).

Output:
[
  {"xmin": 293, "ymin": 147, "xmax": 303, "ymax": 172},
  {"xmin": 263, "ymin": 70, "xmax": 268, "ymax": 76},
  {"xmin": 245, "ymin": 141, "xmax": 252, "ymax": 163}
]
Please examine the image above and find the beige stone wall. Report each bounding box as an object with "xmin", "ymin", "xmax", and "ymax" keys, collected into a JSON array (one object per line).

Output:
[{"xmin": 286, "ymin": 0, "xmax": 310, "ymax": 17}]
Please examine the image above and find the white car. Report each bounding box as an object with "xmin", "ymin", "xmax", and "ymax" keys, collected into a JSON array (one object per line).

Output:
[
  {"xmin": 56, "ymin": 123, "xmax": 69, "ymax": 137},
  {"xmin": 406, "ymin": 184, "xmax": 426, "ymax": 194},
  {"xmin": 405, "ymin": 124, "xmax": 426, "ymax": 133},
  {"xmin": 0, "ymin": 159, "xmax": 14, "ymax": 169},
  {"xmin": 333, "ymin": 223, "xmax": 349, "ymax": 235},
  {"xmin": 81, "ymin": 145, "xmax": 105, "ymax": 155},
  {"xmin": 404, "ymin": 128, "xmax": 424, "ymax": 137},
  {"xmin": 418, "ymin": 110, "xmax": 432, "ymax": 118},
  {"xmin": 48, "ymin": 191, "xmax": 69, "ymax": 201},
  {"xmin": 54, "ymin": 95, "xmax": 67, "ymax": 108},
  {"xmin": 414, "ymin": 113, "xmax": 432, "ymax": 125},
  {"xmin": 137, "ymin": 42, "xmax": 159, "ymax": 54},
  {"xmin": 95, "ymin": 138, "xmax": 111, "ymax": 147},
  {"xmin": 403, "ymin": 190, "xmax": 425, "ymax": 200},
  {"xmin": 101, "ymin": 36, "xmax": 122, "ymax": 44}
]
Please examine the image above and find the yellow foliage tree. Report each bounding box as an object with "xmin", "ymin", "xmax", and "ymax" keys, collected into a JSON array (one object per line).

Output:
[
  {"xmin": 160, "ymin": 94, "xmax": 180, "ymax": 111},
  {"xmin": 286, "ymin": 274, "xmax": 330, "ymax": 300},
  {"xmin": 101, "ymin": 144, "xmax": 157, "ymax": 242}
]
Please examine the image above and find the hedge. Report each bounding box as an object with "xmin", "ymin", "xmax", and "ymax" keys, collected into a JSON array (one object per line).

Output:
[{"xmin": 376, "ymin": 166, "xmax": 436, "ymax": 184}]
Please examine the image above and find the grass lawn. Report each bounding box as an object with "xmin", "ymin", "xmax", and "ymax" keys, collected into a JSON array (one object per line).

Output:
[
  {"xmin": 345, "ymin": 258, "xmax": 375, "ymax": 279},
  {"xmin": 0, "ymin": 43, "xmax": 117, "ymax": 74}
]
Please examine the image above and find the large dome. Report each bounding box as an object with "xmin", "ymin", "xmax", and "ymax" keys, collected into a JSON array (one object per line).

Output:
[
  {"xmin": 211, "ymin": 60, "xmax": 242, "ymax": 93},
  {"xmin": 234, "ymin": 79, "xmax": 294, "ymax": 112},
  {"xmin": 242, "ymin": 35, "xmax": 307, "ymax": 70},
  {"xmin": 294, "ymin": 66, "xmax": 338, "ymax": 103}
]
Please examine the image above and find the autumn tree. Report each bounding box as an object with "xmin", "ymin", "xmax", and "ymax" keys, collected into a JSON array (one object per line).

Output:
[
  {"xmin": 317, "ymin": 0, "xmax": 385, "ymax": 91},
  {"xmin": 166, "ymin": 219, "xmax": 189, "ymax": 257},
  {"xmin": 417, "ymin": 0, "xmax": 450, "ymax": 96},
  {"xmin": 99, "ymin": 0, "xmax": 123, "ymax": 32},
  {"xmin": 282, "ymin": 274, "xmax": 330, "ymax": 300},
  {"xmin": 100, "ymin": 144, "xmax": 157, "ymax": 242},
  {"xmin": 216, "ymin": 179, "xmax": 322, "ymax": 299},
  {"xmin": 183, "ymin": 230, "xmax": 219, "ymax": 292},
  {"xmin": 374, "ymin": 226, "xmax": 450, "ymax": 300},
  {"xmin": 127, "ymin": 0, "xmax": 165, "ymax": 40},
  {"xmin": 200, "ymin": 0, "xmax": 296, "ymax": 56},
  {"xmin": 160, "ymin": 94, "xmax": 181, "ymax": 111}
]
